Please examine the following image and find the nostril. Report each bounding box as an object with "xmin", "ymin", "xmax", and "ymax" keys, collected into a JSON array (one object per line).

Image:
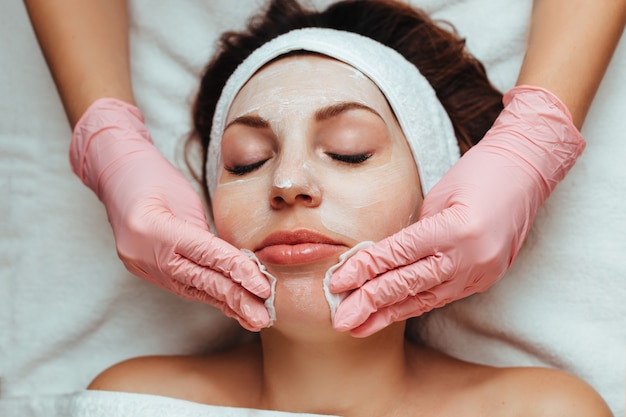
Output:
[
  {"xmin": 297, "ymin": 194, "xmax": 312, "ymax": 203},
  {"xmin": 272, "ymin": 195, "xmax": 286, "ymax": 205},
  {"xmin": 271, "ymin": 192, "xmax": 314, "ymax": 208}
]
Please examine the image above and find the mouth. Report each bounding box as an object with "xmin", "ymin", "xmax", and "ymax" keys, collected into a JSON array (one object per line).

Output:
[{"xmin": 254, "ymin": 229, "xmax": 349, "ymax": 265}]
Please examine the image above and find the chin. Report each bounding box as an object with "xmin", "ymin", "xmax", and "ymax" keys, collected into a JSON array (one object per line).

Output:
[{"xmin": 268, "ymin": 263, "xmax": 336, "ymax": 330}]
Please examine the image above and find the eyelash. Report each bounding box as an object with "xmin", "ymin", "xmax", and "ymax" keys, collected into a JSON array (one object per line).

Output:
[
  {"xmin": 327, "ymin": 152, "xmax": 373, "ymax": 164},
  {"xmin": 225, "ymin": 152, "xmax": 372, "ymax": 176},
  {"xmin": 225, "ymin": 159, "xmax": 268, "ymax": 176}
]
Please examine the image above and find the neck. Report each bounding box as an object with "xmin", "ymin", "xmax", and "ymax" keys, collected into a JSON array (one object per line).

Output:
[{"xmin": 257, "ymin": 321, "xmax": 411, "ymax": 416}]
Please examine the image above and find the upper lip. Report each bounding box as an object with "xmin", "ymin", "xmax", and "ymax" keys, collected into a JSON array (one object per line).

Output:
[{"xmin": 255, "ymin": 229, "xmax": 344, "ymax": 250}]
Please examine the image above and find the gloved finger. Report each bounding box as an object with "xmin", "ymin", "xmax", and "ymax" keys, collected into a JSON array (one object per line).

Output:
[
  {"xmin": 332, "ymin": 253, "xmax": 456, "ymax": 331},
  {"xmin": 170, "ymin": 262, "xmax": 271, "ymax": 330},
  {"xmin": 347, "ymin": 280, "xmax": 464, "ymax": 338},
  {"xmin": 330, "ymin": 211, "xmax": 458, "ymax": 293},
  {"xmin": 347, "ymin": 295, "xmax": 434, "ymax": 338},
  {"xmin": 174, "ymin": 221, "xmax": 272, "ymax": 299},
  {"xmin": 215, "ymin": 302, "xmax": 263, "ymax": 332},
  {"xmin": 197, "ymin": 295, "xmax": 267, "ymax": 332},
  {"xmin": 347, "ymin": 297, "xmax": 425, "ymax": 338},
  {"xmin": 172, "ymin": 279, "xmax": 266, "ymax": 332}
]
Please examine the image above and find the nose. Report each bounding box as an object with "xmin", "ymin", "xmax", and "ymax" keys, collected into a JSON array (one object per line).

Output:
[{"xmin": 270, "ymin": 158, "xmax": 321, "ymax": 209}]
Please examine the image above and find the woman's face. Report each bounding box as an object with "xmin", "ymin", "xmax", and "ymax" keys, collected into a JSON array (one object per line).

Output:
[{"xmin": 212, "ymin": 54, "xmax": 422, "ymax": 325}]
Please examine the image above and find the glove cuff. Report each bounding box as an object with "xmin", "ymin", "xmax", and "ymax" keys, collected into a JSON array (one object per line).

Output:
[
  {"xmin": 497, "ymin": 85, "xmax": 586, "ymax": 189},
  {"xmin": 504, "ymin": 85, "xmax": 576, "ymax": 122},
  {"xmin": 70, "ymin": 98, "xmax": 152, "ymax": 191}
]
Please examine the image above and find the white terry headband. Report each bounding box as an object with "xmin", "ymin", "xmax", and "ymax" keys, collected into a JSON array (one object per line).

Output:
[{"xmin": 207, "ymin": 27, "xmax": 460, "ymax": 198}]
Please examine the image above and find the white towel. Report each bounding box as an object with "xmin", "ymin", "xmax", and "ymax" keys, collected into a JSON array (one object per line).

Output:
[{"xmin": 0, "ymin": 391, "xmax": 336, "ymax": 417}]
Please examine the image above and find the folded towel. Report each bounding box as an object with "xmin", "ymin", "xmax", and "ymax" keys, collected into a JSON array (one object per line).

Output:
[{"xmin": 0, "ymin": 391, "xmax": 337, "ymax": 417}]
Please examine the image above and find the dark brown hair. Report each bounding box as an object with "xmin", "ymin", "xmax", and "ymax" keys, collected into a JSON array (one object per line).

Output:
[{"xmin": 188, "ymin": 0, "xmax": 503, "ymax": 202}]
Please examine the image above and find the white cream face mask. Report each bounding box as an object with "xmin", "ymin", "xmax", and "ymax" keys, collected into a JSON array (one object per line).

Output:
[
  {"xmin": 206, "ymin": 29, "xmax": 461, "ymax": 326},
  {"xmin": 217, "ymin": 55, "xmax": 423, "ymax": 324},
  {"xmin": 218, "ymin": 55, "xmax": 423, "ymax": 238}
]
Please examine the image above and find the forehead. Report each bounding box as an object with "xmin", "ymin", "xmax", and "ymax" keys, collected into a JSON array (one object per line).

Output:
[{"xmin": 226, "ymin": 54, "xmax": 391, "ymax": 121}]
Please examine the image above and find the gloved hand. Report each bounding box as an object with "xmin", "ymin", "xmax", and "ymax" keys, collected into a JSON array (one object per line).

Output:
[
  {"xmin": 330, "ymin": 85, "xmax": 585, "ymax": 337},
  {"xmin": 70, "ymin": 98, "xmax": 271, "ymax": 331}
]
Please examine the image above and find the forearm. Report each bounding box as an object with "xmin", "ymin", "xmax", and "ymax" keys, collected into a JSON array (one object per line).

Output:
[
  {"xmin": 517, "ymin": 0, "xmax": 626, "ymax": 128},
  {"xmin": 24, "ymin": 0, "xmax": 134, "ymax": 127}
]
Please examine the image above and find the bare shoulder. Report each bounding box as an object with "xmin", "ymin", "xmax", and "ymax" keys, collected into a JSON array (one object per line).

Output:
[
  {"xmin": 409, "ymin": 348, "xmax": 611, "ymax": 417},
  {"xmin": 87, "ymin": 355, "xmax": 203, "ymax": 395},
  {"xmin": 88, "ymin": 341, "xmax": 262, "ymax": 407},
  {"xmin": 490, "ymin": 366, "xmax": 612, "ymax": 417}
]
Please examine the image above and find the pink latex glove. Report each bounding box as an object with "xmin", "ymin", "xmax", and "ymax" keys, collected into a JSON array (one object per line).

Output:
[
  {"xmin": 330, "ymin": 85, "xmax": 585, "ymax": 337},
  {"xmin": 70, "ymin": 98, "xmax": 271, "ymax": 331}
]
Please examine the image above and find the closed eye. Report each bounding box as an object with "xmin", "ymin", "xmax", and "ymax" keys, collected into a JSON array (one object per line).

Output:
[
  {"xmin": 225, "ymin": 159, "xmax": 268, "ymax": 176},
  {"xmin": 326, "ymin": 152, "xmax": 373, "ymax": 164}
]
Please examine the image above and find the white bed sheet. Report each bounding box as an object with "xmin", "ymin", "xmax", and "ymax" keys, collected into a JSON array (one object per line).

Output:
[{"xmin": 1, "ymin": 0, "xmax": 624, "ymax": 415}]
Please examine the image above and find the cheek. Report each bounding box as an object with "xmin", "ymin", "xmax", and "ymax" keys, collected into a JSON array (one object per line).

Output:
[
  {"xmin": 212, "ymin": 177, "xmax": 270, "ymax": 248},
  {"xmin": 320, "ymin": 163, "xmax": 422, "ymax": 242}
]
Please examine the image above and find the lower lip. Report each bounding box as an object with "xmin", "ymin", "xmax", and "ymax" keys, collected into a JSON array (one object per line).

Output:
[{"xmin": 255, "ymin": 243, "xmax": 347, "ymax": 265}]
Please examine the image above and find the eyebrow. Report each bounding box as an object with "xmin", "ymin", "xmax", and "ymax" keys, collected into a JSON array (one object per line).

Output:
[
  {"xmin": 225, "ymin": 114, "xmax": 270, "ymax": 130},
  {"xmin": 314, "ymin": 101, "xmax": 383, "ymax": 122},
  {"xmin": 225, "ymin": 101, "xmax": 384, "ymax": 131}
]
